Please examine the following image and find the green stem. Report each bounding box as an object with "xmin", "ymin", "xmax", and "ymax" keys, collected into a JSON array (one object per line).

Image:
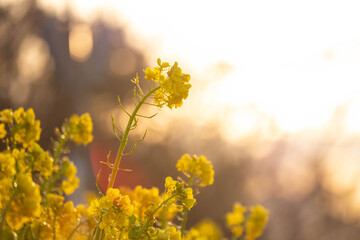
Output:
[
  {"xmin": 66, "ymin": 220, "xmax": 87, "ymax": 240},
  {"xmin": 107, "ymin": 86, "xmax": 160, "ymax": 191},
  {"xmin": 54, "ymin": 134, "xmax": 68, "ymax": 162},
  {"xmin": 181, "ymin": 210, "xmax": 188, "ymax": 235},
  {"xmin": 41, "ymin": 133, "xmax": 68, "ymax": 196}
]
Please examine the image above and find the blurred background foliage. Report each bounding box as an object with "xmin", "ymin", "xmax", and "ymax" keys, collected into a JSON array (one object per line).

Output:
[{"xmin": 1, "ymin": 1, "xmax": 360, "ymax": 239}]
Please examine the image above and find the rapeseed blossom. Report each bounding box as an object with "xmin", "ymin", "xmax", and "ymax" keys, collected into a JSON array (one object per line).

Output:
[
  {"xmin": 0, "ymin": 109, "xmax": 13, "ymax": 123},
  {"xmin": 226, "ymin": 203, "xmax": 269, "ymax": 240},
  {"xmin": 246, "ymin": 205, "xmax": 269, "ymax": 240},
  {"xmin": 65, "ymin": 113, "xmax": 93, "ymax": 145},
  {"xmin": 176, "ymin": 154, "xmax": 214, "ymax": 187},
  {"xmin": 0, "ymin": 60, "xmax": 270, "ymax": 240},
  {"xmin": 184, "ymin": 219, "xmax": 222, "ymax": 240},
  {"xmin": 5, "ymin": 173, "xmax": 42, "ymax": 230},
  {"xmin": 61, "ymin": 157, "xmax": 80, "ymax": 194},
  {"xmin": 13, "ymin": 108, "xmax": 41, "ymax": 148},
  {"xmin": 0, "ymin": 123, "xmax": 6, "ymax": 139},
  {"xmin": 29, "ymin": 142, "xmax": 53, "ymax": 177},
  {"xmin": 226, "ymin": 203, "xmax": 247, "ymax": 238},
  {"xmin": 144, "ymin": 58, "xmax": 191, "ymax": 109}
]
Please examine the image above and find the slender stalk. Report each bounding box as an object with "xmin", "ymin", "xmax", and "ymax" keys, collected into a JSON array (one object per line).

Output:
[
  {"xmin": 54, "ymin": 134, "xmax": 68, "ymax": 162},
  {"xmin": 107, "ymin": 86, "xmax": 160, "ymax": 191},
  {"xmin": 66, "ymin": 220, "xmax": 87, "ymax": 240}
]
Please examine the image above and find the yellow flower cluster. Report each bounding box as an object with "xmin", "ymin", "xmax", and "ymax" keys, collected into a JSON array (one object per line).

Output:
[
  {"xmin": 129, "ymin": 186, "xmax": 161, "ymax": 220},
  {"xmin": 148, "ymin": 225, "xmax": 181, "ymax": 240},
  {"xmin": 0, "ymin": 60, "xmax": 270, "ymax": 240},
  {"xmin": 164, "ymin": 176, "xmax": 196, "ymax": 211},
  {"xmin": 246, "ymin": 206, "xmax": 269, "ymax": 240},
  {"xmin": 176, "ymin": 154, "xmax": 214, "ymax": 187},
  {"xmin": 226, "ymin": 203, "xmax": 247, "ymax": 237},
  {"xmin": 36, "ymin": 194, "xmax": 90, "ymax": 240},
  {"xmin": 184, "ymin": 220, "xmax": 222, "ymax": 240},
  {"xmin": 88, "ymin": 188, "xmax": 134, "ymax": 238},
  {"xmin": 0, "ymin": 108, "xmax": 41, "ymax": 148},
  {"xmin": 0, "ymin": 107, "xmax": 91, "ymax": 239},
  {"xmin": 0, "ymin": 123, "xmax": 6, "ymax": 139},
  {"xmin": 61, "ymin": 157, "xmax": 80, "ymax": 194},
  {"xmin": 65, "ymin": 113, "xmax": 93, "ymax": 145},
  {"xmin": 226, "ymin": 203, "xmax": 269, "ymax": 240},
  {"xmin": 29, "ymin": 142, "xmax": 54, "ymax": 177},
  {"xmin": 5, "ymin": 173, "xmax": 42, "ymax": 230},
  {"xmin": 144, "ymin": 58, "xmax": 191, "ymax": 109}
]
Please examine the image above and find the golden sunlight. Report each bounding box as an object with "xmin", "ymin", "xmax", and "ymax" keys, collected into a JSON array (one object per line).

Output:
[
  {"xmin": 36, "ymin": 0, "xmax": 360, "ymax": 224},
  {"xmin": 69, "ymin": 23, "xmax": 93, "ymax": 62}
]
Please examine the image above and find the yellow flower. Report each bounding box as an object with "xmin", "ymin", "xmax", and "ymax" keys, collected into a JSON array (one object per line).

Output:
[
  {"xmin": 0, "ymin": 178, "xmax": 13, "ymax": 209},
  {"xmin": 87, "ymin": 198, "xmax": 101, "ymax": 217},
  {"xmin": 176, "ymin": 154, "xmax": 214, "ymax": 187},
  {"xmin": 198, "ymin": 156, "xmax": 214, "ymax": 186},
  {"xmin": 0, "ymin": 123, "xmax": 6, "ymax": 139},
  {"xmin": 66, "ymin": 113, "xmax": 93, "ymax": 145},
  {"xmin": 164, "ymin": 176, "xmax": 177, "ymax": 195},
  {"xmin": 11, "ymin": 148, "xmax": 27, "ymax": 173},
  {"xmin": 0, "ymin": 152, "xmax": 16, "ymax": 179},
  {"xmin": 146, "ymin": 59, "xmax": 191, "ymax": 109},
  {"xmin": 185, "ymin": 219, "xmax": 222, "ymax": 240},
  {"xmin": 88, "ymin": 188, "xmax": 134, "ymax": 236},
  {"xmin": 245, "ymin": 205, "xmax": 269, "ymax": 240},
  {"xmin": 29, "ymin": 142, "xmax": 54, "ymax": 177},
  {"xmin": 130, "ymin": 186, "xmax": 161, "ymax": 219},
  {"xmin": 39, "ymin": 196, "xmax": 90, "ymax": 240},
  {"xmin": 182, "ymin": 188, "xmax": 196, "ymax": 210},
  {"xmin": 61, "ymin": 158, "xmax": 80, "ymax": 195},
  {"xmin": 149, "ymin": 226, "xmax": 181, "ymax": 240},
  {"xmin": 47, "ymin": 193, "xmax": 64, "ymax": 211},
  {"xmin": 13, "ymin": 108, "xmax": 41, "ymax": 148},
  {"xmin": 115, "ymin": 194, "xmax": 134, "ymax": 215},
  {"xmin": 6, "ymin": 173, "xmax": 42, "ymax": 230},
  {"xmin": 226, "ymin": 203, "xmax": 247, "ymax": 226},
  {"xmin": 226, "ymin": 203, "xmax": 247, "ymax": 238},
  {"xmin": 0, "ymin": 109, "xmax": 13, "ymax": 123}
]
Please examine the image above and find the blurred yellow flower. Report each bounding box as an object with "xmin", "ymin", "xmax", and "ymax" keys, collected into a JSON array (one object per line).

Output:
[
  {"xmin": 29, "ymin": 142, "xmax": 53, "ymax": 177},
  {"xmin": 6, "ymin": 173, "xmax": 41, "ymax": 230},
  {"xmin": 67, "ymin": 113, "xmax": 93, "ymax": 145},
  {"xmin": 13, "ymin": 107, "xmax": 41, "ymax": 148},
  {"xmin": 0, "ymin": 123, "xmax": 6, "ymax": 139},
  {"xmin": 0, "ymin": 109, "xmax": 13, "ymax": 123},
  {"xmin": 176, "ymin": 154, "xmax": 214, "ymax": 187},
  {"xmin": 61, "ymin": 158, "xmax": 80, "ymax": 194},
  {"xmin": 246, "ymin": 205, "xmax": 269, "ymax": 240}
]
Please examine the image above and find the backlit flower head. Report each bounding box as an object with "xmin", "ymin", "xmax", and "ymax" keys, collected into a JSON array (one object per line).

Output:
[
  {"xmin": 176, "ymin": 154, "xmax": 214, "ymax": 187},
  {"xmin": 246, "ymin": 205, "xmax": 269, "ymax": 240},
  {"xmin": 13, "ymin": 108, "xmax": 41, "ymax": 148},
  {"xmin": 144, "ymin": 58, "xmax": 191, "ymax": 109}
]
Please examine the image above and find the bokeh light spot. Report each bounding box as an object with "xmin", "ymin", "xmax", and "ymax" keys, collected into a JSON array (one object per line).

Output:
[{"xmin": 69, "ymin": 24, "xmax": 93, "ymax": 62}]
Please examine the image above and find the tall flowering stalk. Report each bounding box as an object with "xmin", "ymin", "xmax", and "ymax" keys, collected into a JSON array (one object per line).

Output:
[{"xmin": 107, "ymin": 58, "xmax": 192, "ymax": 190}]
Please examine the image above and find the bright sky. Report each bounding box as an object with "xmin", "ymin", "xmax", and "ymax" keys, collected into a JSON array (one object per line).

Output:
[{"xmin": 38, "ymin": 0, "xmax": 360, "ymax": 139}]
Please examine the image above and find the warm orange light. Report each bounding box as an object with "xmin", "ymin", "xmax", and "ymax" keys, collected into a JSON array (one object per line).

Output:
[{"xmin": 69, "ymin": 24, "xmax": 93, "ymax": 62}]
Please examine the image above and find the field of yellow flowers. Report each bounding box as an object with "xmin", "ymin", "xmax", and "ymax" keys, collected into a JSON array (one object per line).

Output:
[{"xmin": 0, "ymin": 59, "xmax": 268, "ymax": 240}]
